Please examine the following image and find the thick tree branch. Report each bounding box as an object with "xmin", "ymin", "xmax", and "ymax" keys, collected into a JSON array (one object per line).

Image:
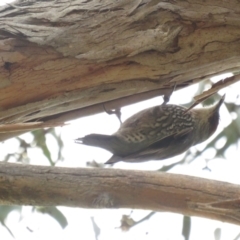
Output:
[
  {"xmin": 1, "ymin": 162, "xmax": 240, "ymax": 225},
  {"xmin": 1, "ymin": 0, "xmax": 240, "ymax": 139}
]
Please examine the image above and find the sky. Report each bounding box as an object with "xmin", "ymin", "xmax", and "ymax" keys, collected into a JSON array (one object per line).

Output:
[{"xmin": 0, "ymin": 0, "xmax": 14, "ymax": 5}]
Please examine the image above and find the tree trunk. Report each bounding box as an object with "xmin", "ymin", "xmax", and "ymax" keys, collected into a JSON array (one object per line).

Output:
[{"xmin": 0, "ymin": 0, "xmax": 240, "ymax": 139}]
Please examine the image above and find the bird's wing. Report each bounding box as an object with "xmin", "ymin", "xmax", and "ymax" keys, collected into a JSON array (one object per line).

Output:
[
  {"xmin": 115, "ymin": 105, "xmax": 193, "ymax": 154},
  {"xmin": 172, "ymin": 127, "xmax": 193, "ymax": 138},
  {"xmin": 106, "ymin": 127, "xmax": 193, "ymax": 164},
  {"xmin": 122, "ymin": 127, "xmax": 193, "ymax": 162},
  {"xmin": 125, "ymin": 127, "xmax": 193, "ymax": 157}
]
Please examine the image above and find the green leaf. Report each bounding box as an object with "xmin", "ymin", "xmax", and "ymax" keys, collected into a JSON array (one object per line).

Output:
[
  {"xmin": 182, "ymin": 216, "xmax": 191, "ymax": 240},
  {"xmin": 35, "ymin": 206, "xmax": 68, "ymax": 229}
]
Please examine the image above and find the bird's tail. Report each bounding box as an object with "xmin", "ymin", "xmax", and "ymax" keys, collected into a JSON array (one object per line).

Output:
[
  {"xmin": 104, "ymin": 155, "xmax": 122, "ymax": 164},
  {"xmin": 75, "ymin": 134, "xmax": 116, "ymax": 153}
]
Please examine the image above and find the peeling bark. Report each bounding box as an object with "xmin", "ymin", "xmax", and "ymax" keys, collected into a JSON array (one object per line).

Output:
[{"xmin": 0, "ymin": 0, "xmax": 240, "ymax": 140}]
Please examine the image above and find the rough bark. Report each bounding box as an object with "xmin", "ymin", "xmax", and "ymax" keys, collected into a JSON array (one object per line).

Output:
[
  {"xmin": 1, "ymin": 162, "xmax": 240, "ymax": 225},
  {"xmin": 0, "ymin": 0, "xmax": 240, "ymax": 140}
]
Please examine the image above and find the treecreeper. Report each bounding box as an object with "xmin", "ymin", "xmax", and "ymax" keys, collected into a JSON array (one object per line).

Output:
[{"xmin": 75, "ymin": 95, "xmax": 225, "ymax": 164}]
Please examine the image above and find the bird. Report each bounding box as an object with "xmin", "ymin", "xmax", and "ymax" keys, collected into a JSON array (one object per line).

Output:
[{"xmin": 75, "ymin": 95, "xmax": 225, "ymax": 164}]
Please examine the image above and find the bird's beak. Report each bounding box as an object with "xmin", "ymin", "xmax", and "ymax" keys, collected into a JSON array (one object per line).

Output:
[
  {"xmin": 213, "ymin": 94, "xmax": 225, "ymax": 111},
  {"xmin": 75, "ymin": 138, "xmax": 83, "ymax": 144}
]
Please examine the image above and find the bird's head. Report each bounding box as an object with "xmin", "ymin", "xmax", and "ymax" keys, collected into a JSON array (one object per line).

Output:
[{"xmin": 191, "ymin": 94, "xmax": 225, "ymax": 144}]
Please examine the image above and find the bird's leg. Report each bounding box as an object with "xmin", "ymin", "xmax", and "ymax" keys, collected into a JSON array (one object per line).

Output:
[
  {"xmin": 162, "ymin": 83, "xmax": 177, "ymax": 105},
  {"xmin": 103, "ymin": 104, "xmax": 122, "ymax": 125}
]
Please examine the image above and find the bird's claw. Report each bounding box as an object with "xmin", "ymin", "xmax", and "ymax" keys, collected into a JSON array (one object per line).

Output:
[
  {"xmin": 162, "ymin": 83, "xmax": 177, "ymax": 105},
  {"xmin": 103, "ymin": 104, "xmax": 122, "ymax": 125}
]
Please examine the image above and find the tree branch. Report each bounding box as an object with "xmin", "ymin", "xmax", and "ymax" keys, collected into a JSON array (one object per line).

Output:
[
  {"xmin": 1, "ymin": 0, "xmax": 240, "ymax": 128},
  {"xmin": 1, "ymin": 162, "xmax": 240, "ymax": 225}
]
